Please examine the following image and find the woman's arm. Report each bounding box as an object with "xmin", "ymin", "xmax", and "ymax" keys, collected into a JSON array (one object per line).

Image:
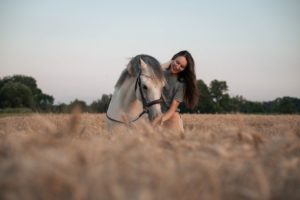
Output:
[{"xmin": 161, "ymin": 100, "xmax": 180, "ymax": 122}]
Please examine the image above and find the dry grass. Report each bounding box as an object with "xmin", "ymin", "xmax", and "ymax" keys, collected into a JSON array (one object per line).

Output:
[{"xmin": 0, "ymin": 113, "xmax": 300, "ymax": 200}]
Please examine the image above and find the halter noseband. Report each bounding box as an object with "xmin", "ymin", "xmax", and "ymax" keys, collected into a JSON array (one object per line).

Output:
[{"xmin": 106, "ymin": 72, "xmax": 163, "ymax": 125}]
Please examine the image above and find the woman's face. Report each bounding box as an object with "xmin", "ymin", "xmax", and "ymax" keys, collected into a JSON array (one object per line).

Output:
[{"xmin": 170, "ymin": 56, "xmax": 188, "ymax": 74}]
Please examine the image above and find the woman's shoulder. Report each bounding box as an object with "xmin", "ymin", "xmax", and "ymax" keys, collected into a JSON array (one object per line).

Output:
[{"xmin": 161, "ymin": 60, "xmax": 172, "ymax": 70}]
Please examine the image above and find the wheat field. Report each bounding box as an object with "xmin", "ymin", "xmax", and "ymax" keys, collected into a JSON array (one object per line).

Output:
[{"xmin": 0, "ymin": 113, "xmax": 299, "ymax": 200}]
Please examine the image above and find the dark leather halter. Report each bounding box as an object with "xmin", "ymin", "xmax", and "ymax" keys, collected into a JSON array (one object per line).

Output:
[{"xmin": 106, "ymin": 72, "xmax": 163, "ymax": 125}]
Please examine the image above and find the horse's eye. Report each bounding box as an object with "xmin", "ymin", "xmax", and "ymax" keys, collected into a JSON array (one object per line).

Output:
[{"xmin": 142, "ymin": 85, "xmax": 148, "ymax": 90}]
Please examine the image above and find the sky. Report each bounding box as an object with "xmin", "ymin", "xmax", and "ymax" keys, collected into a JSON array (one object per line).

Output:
[{"xmin": 1, "ymin": 0, "xmax": 299, "ymax": 104}]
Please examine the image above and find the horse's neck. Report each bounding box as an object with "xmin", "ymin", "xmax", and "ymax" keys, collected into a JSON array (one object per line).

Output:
[{"xmin": 107, "ymin": 78, "xmax": 143, "ymax": 121}]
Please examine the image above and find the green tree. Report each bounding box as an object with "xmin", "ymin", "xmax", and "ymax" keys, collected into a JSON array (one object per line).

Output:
[
  {"xmin": 219, "ymin": 94, "xmax": 231, "ymax": 112},
  {"xmin": 35, "ymin": 93, "xmax": 54, "ymax": 111},
  {"xmin": 209, "ymin": 80, "xmax": 229, "ymax": 113},
  {"xmin": 0, "ymin": 75, "xmax": 54, "ymax": 111},
  {"xmin": 229, "ymin": 95, "xmax": 247, "ymax": 113},
  {"xmin": 196, "ymin": 80, "xmax": 215, "ymax": 113},
  {"xmin": 90, "ymin": 94, "xmax": 111, "ymax": 113},
  {"xmin": 69, "ymin": 99, "xmax": 88, "ymax": 112},
  {"xmin": 52, "ymin": 103, "xmax": 68, "ymax": 113},
  {"xmin": 0, "ymin": 82, "xmax": 33, "ymax": 108},
  {"xmin": 242, "ymin": 101, "xmax": 264, "ymax": 113},
  {"xmin": 0, "ymin": 75, "xmax": 38, "ymax": 94},
  {"xmin": 273, "ymin": 97, "xmax": 298, "ymax": 114}
]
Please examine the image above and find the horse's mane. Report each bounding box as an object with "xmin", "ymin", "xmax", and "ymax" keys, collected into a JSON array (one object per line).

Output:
[
  {"xmin": 115, "ymin": 69, "xmax": 129, "ymax": 89},
  {"xmin": 115, "ymin": 54, "xmax": 164, "ymax": 89}
]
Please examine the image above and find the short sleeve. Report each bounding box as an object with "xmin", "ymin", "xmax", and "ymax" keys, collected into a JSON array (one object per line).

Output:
[
  {"xmin": 161, "ymin": 60, "xmax": 172, "ymax": 70},
  {"xmin": 173, "ymin": 82, "xmax": 185, "ymax": 103}
]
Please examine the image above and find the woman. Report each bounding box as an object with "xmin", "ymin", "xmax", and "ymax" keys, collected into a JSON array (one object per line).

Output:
[{"xmin": 153, "ymin": 50, "xmax": 199, "ymax": 133}]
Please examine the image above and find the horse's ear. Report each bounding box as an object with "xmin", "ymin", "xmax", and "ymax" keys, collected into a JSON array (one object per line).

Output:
[
  {"xmin": 161, "ymin": 60, "xmax": 172, "ymax": 70},
  {"xmin": 140, "ymin": 58, "xmax": 147, "ymax": 71},
  {"xmin": 126, "ymin": 63, "xmax": 133, "ymax": 75}
]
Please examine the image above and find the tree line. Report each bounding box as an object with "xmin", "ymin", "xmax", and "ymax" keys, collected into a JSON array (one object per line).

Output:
[
  {"xmin": 180, "ymin": 80, "xmax": 300, "ymax": 114},
  {"xmin": 1, "ymin": 75, "xmax": 299, "ymax": 114}
]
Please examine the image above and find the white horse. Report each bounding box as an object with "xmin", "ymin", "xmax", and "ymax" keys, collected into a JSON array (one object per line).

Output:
[{"xmin": 106, "ymin": 55, "xmax": 165, "ymax": 129}]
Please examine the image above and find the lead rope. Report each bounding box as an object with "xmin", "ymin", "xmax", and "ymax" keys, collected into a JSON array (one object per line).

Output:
[{"xmin": 106, "ymin": 109, "xmax": 148, "ymax": 125}]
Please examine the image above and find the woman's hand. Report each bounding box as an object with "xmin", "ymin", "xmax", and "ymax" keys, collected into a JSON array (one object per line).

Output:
[{"xmin": 152, "ymin": 114, "xmax": 165, "ymax": 127}]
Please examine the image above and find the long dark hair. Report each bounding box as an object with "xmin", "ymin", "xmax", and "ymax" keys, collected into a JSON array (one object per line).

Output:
[{"xmin": 171, "ymin": 50, "xmax": 199, "ymax": 109}]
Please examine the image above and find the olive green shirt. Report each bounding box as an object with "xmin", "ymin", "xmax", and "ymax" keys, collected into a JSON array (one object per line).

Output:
[{"xmin": 161, "ymin": 70, "xmax": 185, "ymax": 113}]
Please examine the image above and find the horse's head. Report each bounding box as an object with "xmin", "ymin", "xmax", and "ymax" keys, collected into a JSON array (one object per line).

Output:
[{"xmin": 127, "ymin": 55, "xmax": 165, "ymax": 121}]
